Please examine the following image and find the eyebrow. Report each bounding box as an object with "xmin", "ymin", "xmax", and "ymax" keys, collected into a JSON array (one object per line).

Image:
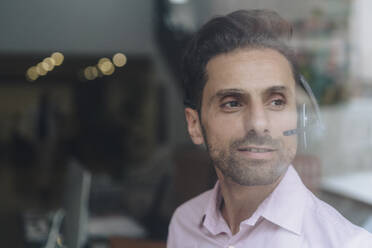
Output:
[
  {"xmin": 216, "ymin": 88, "xmax": 245, "ymax": 98},
  {"xmin": 207, "ymin": 88, "xmax": 245, "ymax": 106},
  {"xmin": 265, "ymin": 86, "xmax": 290, "ymax": 95},
  {"xmin": 208, "ymin": 85, "xmax": 292, "ymax": 106}
]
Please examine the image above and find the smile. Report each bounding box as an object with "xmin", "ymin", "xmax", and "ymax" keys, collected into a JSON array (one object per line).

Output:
[
  {"xmin": 238, "ymin": 147, "xmax": 276, "ymax": 153},
  {"xmin": 236, "ymin": 146, "xmax": 277, "ymax": 160}
]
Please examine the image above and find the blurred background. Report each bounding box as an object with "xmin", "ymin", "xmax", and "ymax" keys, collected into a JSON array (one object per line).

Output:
[{"xmin": 0, "ymin": 0, "xmax": 372, "ymax": 247}]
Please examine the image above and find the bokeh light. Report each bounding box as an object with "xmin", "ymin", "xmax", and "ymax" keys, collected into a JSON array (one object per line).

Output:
[
  {"xmin": 26, "ymin": 66, "xmax": 39, "ymax": 81},
  {"xmin": 43, "ymin": 57, "xmax": 55, "ymax": 71},
  {"xmin": 84, "ymin": 66, "xmax": 100, "ymax": 80},
  {"xmin": 37, "ymin": 62, "xmax": 48, "ymax": 76},
  {"xmin": 51, "ymin": 52, "xmax": 64, "ymax": 66},
  {"xmin": 98, "ymin": 58, "xmax": 115, "ymax": 75},
  {"xmin": 112, "ymin": 53, "xmax": 127, "ymax": 67}
]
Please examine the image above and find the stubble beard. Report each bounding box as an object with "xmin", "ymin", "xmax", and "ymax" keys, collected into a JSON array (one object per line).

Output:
[{"xmin": 203, "ymin": 127, "xmax": 296, "ymax": 186}]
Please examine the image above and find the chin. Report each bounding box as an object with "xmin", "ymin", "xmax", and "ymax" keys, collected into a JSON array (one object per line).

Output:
[{"xmin": 221, "ymin": 158, "xmax": 290, "ymax": 186}]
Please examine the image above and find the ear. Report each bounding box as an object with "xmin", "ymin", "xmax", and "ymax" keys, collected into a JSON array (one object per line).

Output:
[{"xmin": 185, "ymin": 107, "xmax": 204, "ymax": 145}]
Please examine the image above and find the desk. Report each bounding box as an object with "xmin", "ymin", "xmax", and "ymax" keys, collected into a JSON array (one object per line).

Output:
[{"xmin": 110, "ymin": 237, "xmax": 166, "ymax": 248}]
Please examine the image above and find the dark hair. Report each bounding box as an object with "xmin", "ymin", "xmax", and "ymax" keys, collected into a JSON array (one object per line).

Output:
[{"xmin": 182, "ymin": 9, "xmax": 300, "ymax": 111}]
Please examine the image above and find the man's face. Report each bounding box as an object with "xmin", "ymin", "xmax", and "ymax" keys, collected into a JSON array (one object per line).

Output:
[{"xmin": 185, "ymin": 48, "xmax": 298, "ymax": 186}]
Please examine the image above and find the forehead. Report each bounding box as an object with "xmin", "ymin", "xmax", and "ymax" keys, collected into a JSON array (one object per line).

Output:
[{"xmin": 204, "ymin": 48, "xmax": 296, "ymax": 98}]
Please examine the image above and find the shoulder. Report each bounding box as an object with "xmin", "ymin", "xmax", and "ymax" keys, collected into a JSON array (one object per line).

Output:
[
  {"xmin": 302, "ymin": 191, "xmax": 372, "ymax": 247},
  {"xmin": 167, "ymin": 189, "xmax": 214, "ymax": 247},
  {"xmin": 170, "ymin": 189, "xmax": 213, "ymax": 227}
]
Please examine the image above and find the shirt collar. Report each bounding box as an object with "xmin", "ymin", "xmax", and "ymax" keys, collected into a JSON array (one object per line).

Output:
[
  {"xmin": 259, "ymin": 165, "xmax": 307, "ymax": 235},
  {"xmin": 201, "ymin": 165, "xmax": 308, "ymax": 236},
  {"xmin": 202, "ymin": 181, "xmax": 228, "ymax": 235}
]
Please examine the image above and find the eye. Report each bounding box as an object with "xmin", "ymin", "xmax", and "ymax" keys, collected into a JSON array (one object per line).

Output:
[
  {"xmin": 220, "ymin": 100, "xmax": 242, "ymax": 112},
  {"xmin": 225, "ymin": 101, "xmax": 240, "ymax": 108},
  {"xmin": 269, "ymin": 98, "xmax": 286, "ymax": 110}
]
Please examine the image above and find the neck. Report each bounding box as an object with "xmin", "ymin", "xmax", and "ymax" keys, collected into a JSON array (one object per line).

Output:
[{"xmin": 216, "ymin": 168, "xmax": 285, "ymax": 235}]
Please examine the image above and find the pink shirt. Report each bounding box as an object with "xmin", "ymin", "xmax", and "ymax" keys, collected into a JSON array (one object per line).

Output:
[{"xmin": 167, "ymin": 166, "xmax": 372, "ymax": 247}]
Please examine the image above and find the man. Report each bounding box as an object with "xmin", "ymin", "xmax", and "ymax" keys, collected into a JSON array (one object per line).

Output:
[{"xmin": 167, "ymin": 9, "xmax": 372, "ymax": 247}]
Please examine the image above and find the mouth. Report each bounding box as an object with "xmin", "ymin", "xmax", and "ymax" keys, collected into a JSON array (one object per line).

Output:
[
  {"xmin": 237, "ymin": 147, "xmax": 276, "ymax": 153},
  {"xmin": 236, "ymin": 146, "xmax": 277, "ymax": 160}
]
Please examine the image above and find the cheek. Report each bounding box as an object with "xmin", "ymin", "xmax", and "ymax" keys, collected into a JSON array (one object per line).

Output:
[
  {"xmin": 285, "ymin": 135, "xmax": 298, "ymax": 152},
  {"xmin": 269, "ymin": 110, "xmax": 297, "ymax": 136},
  {"xmin": 203, "ymin": 115, "xmax": 244, "ymax": 148}
]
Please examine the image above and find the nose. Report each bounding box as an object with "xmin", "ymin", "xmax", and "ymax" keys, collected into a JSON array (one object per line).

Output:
[{"xmin": 243, "ymin": 101, "xmax": 270, "ymax": 135}]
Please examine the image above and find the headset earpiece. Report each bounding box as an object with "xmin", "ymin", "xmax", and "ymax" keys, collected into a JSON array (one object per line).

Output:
[{"xmin": 296, "ymin": 75, "xmax": 325, "ymax": 151}]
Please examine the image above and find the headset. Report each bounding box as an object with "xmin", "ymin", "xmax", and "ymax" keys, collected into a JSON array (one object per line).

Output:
[{"xmin": 283, "ymin": 75, "xmax": 325, "ymax": 151}]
